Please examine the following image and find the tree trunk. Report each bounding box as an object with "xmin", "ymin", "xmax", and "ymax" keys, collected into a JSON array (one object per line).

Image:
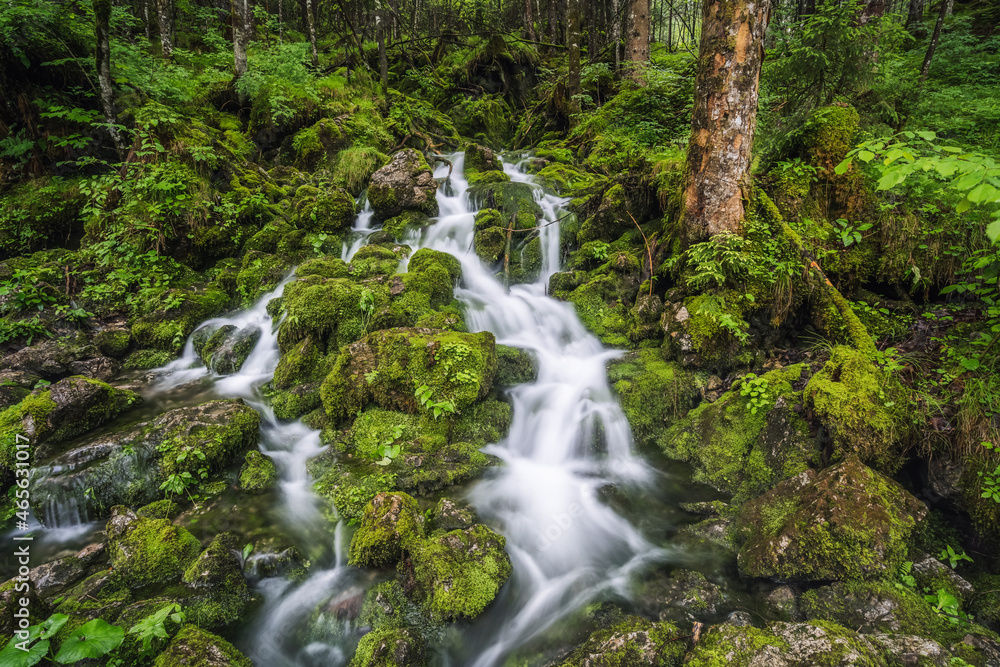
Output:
[
  {"xmin": 567, "ymin": 0, "xmax": 581, "ymax": 115},
  {"xmin": 944, "ymin": 0, "xmax": 953, "ymax": 15},
  {"xmin": 625, "ymin": 0, "xmax": 650, "ymax": 84},
  {"xmin": 233, "ymin": 0, "xmax": 250, "ymax": 78},
  {"xmin": 278, "ymin": 0, "xmax": 284, "ymax": 41},
  {"xmin": 156, "ymin": 0, "xmax": 173, "ymax": 57},
  {"xmin": 143, "ymin": 0, "xmax": 151, "ymax": 41},
  {"xmin": 859, "ymin": 0, "xmax": 885, "ymax": 25},
  {"xmin": 611, "ymin": 0, "xmax": 621, "ymax": 69},
  {"xmin": 919, "ymin": 0, "xmax": 947, "ymax": 83},
  {"xmin": 524, "ymin": 0, "xmax": 537, "ymax": 40},
  {"xmin": 682, "ymin": 0, "xmax": 771, "ymax": 241},
  {"xmin": 905, "ymin": 0, "xmax": 923, "ymax": 28},
  {"xmin": 93, "ymin": 0, "xmax": 125, "ymax": 156},
  {"xmin": 304, "ymin": 0, "xmax": 319, "ymax": 67},
  {"xmin": 377, "ymin": 7, "xmax": 388, "ymax": 99}
]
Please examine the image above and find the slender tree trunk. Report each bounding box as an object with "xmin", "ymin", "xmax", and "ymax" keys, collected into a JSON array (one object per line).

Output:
[
  {"xmin": 944, "ymin": 0, "xmax": 953, "ymax": 15},
  {"xmin": 919, "ymin": 0, "xmax": 946, "ymax": 83},
  {"xmin": 377, "ymin": 7, "xmax": 388, "ymax": 98},
  {"xmin": 233, "ymin": 0, "xmax": 250, "ymax": 78},
  {"xmin": 156, "ymin": 0, "xmax": 174, "ymax": 57},
  {"xmin": 682, "ymin": 0, "xmax": 771, "ymax": 241},
  {"xmin": 278, "ymin": 0, "xmax": 284, "ymax": 41},
  {"xmin": 304, "ymin": 0, "xmax": 319, "ymax": 67},
  {"xmin": 93, "ymin": 0, "xmax": 125, "ymax": 156},
  {"xmin": 626, "ymin": 0, "xmax": 650, "ymax": 84},
  {"xmin": 905, "ymin": 0, "xmax": 923, "ymax": 28},
  {"xmin": 611, "ymin": 0, "xmax": 621, "ymax": 69},
  {"xmin": 144, "ymin": 0, "xmax": 152, "ymax": 41},
  {"xmin": 567, "ymin": 0, "xmax": 581, "ymax": 115},
  {"xmin": 523, "ymin": 0, "xmax": 537, "ymax": 39}
]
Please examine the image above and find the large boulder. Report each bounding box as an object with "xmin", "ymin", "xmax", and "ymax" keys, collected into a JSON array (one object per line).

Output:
[
  {"xmin": 733, "ymin": 457, "xmax": 926, "ymax": 581},
  {"xmin": 319, "ymin": 328, "xmax": 496, "ymax": 423},
  {"xmin": 557, "ymin": 616, "xmax": 687, "ymax": 667},
  {"xmin": 152, "ymin": 624, "xmax": 253, "ymax": 667},
  {"xmin": 368, "ymin": 149, "xmax": 439, "ymax": 220},
  {"xmin": 182, "ymin": 532, "xmax": 255, "ymax": 629},
  {"xmin": 106, "ymin": 506, "xmax": 202, "ymax": 589},
  {"xmin": 0, "ymin": 332, "xmax": 119, "ymax": 381},
  {"xmin": 192, "ymin": 324, "xmax": 261, "ymax": 374},
  {"xmin": 349, "ymin": 492, "xmax": 424, "ymax": 567}
]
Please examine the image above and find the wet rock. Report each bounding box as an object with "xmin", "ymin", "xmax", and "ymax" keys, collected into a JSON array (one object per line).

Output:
[
  {"xmin": 349, "ymin": 492, "xmax": 424, "ymax": 567},
  {"xmin": 764, "ymin": 585, "xmax": 800, "ymax": 621},
  {"xmin": 106, "ymin": 506, "xmax": 202, "ymax": 589},
  {"xmin": 628, "ymin": 293, "xmax": 665, "ymax": 343},
  {"xmin": 724, "ymin": 611, "xmax": 754, "ymax": 627},
  {"xmin": 28, "ymin": 554, "xmax": 89, "ymax": 599},
  {"xmin": 430, "ymin": 498, "xmax": 478, "ymax": 532},
  {"xmin": 734, "ymin": 457, "xmax": 926, "ymax": 581},
  {"xmin": 867, "ymin": 634, "xmax": 951, "ymax": 666},
  {"xmin": 322, "ymin": 585, "xmax": 366, "ymax": 621},
  {"xmin": 635, "ymin": 569, "xmax": 726, "ymax": 623},
  {"xmin": 194, "ymin": 325, "xmax": 262, "ymax": 374},
  {"xmin": 129, "ymin": 287, "xmax": 231, "ymax": 353},
  {"xmin": 94, "ymin": 328, "xmax": 132, "ymax": 359},
  {"xmin": 245, "ymin": 545, "xmax": 308, "ymax": 583},
  {"xmin": 403, "ymin": 524, "xmax": 512, "ymax": 621},
  {"xmin": 50, "ymin": 569, "xmax": 134, "ymax": 622},
  {"xmin": 464, "ymin": 143, "xmax": 504, "ymax": 173},
  {"xmin": 685, "ymin": 620, "xmax": 884, "ymax": 666},
  {"xmin": 368, "ymin": 149, "xmax": 439, "ymax": 220},
  {"xmin": 0, "ymin": 370, "xmax": 37, "ymax": 408},
  {"xmin": 182, "ymin": 532, "xmax": 255, "ymax": 629},
  {"xmin": 239, "ymin": 450, "xmax": 278, "ymax": 493},
  {"xmin": 494, "ymin": 345, "xmax": 537, "ymax": 386},
  {"xmin": 911, "ymin": 553, "xmax": 974, "ymax": 600},
  {"xmin": 0, "ymin": 332, "xmax": 119, "ymax": 381},
  {"xmin": 152, "ymin": 624, "xmax": 253, "ymax": 667},
  {"xmin": 320, "ymin": 328, "xmax": 496, "ymax": 422},
  {"xmin": 0, "ymin": 575, "xmax": 49, "ymax": 639},
  {"xmin": 352, "ymin": 627, "xmax": 426, "ymax": 667},
  {"xmin": 556, "ymin": 616, "xmax": 687, "ymax": 667}
]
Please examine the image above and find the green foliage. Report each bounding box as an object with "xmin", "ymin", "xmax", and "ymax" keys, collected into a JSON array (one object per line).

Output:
[
  {"xmin": 939, "ymin": 544, "xmax": 973, "ymax": 568},
  {"xmin": 738, "ymin": 373, "xmax": 771, "ymax": 415},
  {"xmin": 415, "ymin": 384, "xmax": 457, "ymax": 419},
  {"xmin": 128, "ymin": 603, "xmax": 185, "ymax": 657},
  {"xmin": 979, "ymin": 441, "xmax": 1000, "ymax": 503}
]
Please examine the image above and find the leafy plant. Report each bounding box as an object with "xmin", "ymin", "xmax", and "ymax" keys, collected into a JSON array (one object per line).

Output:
[
  {"xmin": 375, "ymin": 425, "xmax": 404, "ymax": 466},
  {"xmin": 127, "ymin": 604, "xmax": 183, "ymax": 657},
  {"xmin": 939, "ymin": 544, "xmax": 973, "ymax": 569},
  {"xmin": 739, "ymin": 373, "xmax": 771, "ymax": 415},
  {"xmin": 834, "ymin": 218, "xmax": 874, "ymax": 247},
  {"xmin": 415, "ymin": 384, "xmax": 456, "ymax": 419},
  {"xmin": 359, "ymin": 288, "xmax": 376, "ymax": 332},
  {"xmin": 978, "ymin": 441, "xmax": 1000, "ymax": 503},
  {"xmin": 55, "ymin": 618, "xmax": 125, "ymax": 663},
  {"xmin": 924, "ymin": 588, "xmax": 973, "ymax": 626}
]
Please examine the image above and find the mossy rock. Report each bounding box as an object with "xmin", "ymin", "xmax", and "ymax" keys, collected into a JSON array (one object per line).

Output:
[
  {"xmin": 106, "ymin": 507, "xmax": 202, "ymax": 589},
  {"xmin": 368, "ymin": 149, "xmax": 439, "ymax": 220},
  {"xmin": 277, "ymin": 276, "xmax": 390, "ymax": 355},
  {"xmin": 296, "ymin": 255, "xmax": 350, "ymax": 280},
  {"xmin": 290, "ymin": 117, "xmax": 347, "ymax": 171},
  {"xmin": 152, "ymin": 624, "xmax": 252, "ymax": 666},
  {"xmin": 557, "ymin": 616, "xmax": 686, "ymax": 666},
  {"xmin": 270, "ymin": 383, "xmax": 322, "ymax": 420},
  {"xmin": 350, "ymin": 243, "xmax": 409, "ymax": 280},
  {"xmin": 299, "ymin": 187, "xmax": 356, "ymax": 233},
  {"xmin": 467, "ymin": 181, "xmax": 541, "ymax": 226},
  {"xmin": 559, "ymin": 273, "xmax": 634, "ymax": 348},
  {"xmin": 349, "ymin": 627, "xmax": 427, "ymax": 667},
  {"xmin": 194, "ymin": 324, "xmax": 261, "ymax": 375},
  {"xmin": 804, "ymin": 104, "xmax": 861, "ymax": 176},
  {"xmin": 124, "ymin": 349, "xmax": 176, "ymax": 370},
  {"xmin": 685, "ymin": 620, "xmax": 885, "ymax": 666},
  {"xmin": 464, "ymin": 143, "xmax": 503, "ymax": 173},
  {"xmin": 137, "ymin": 499, "xmax": 182, "ymax": 520},
  {"xmin": 349, "ymin": 492, "xmax": 424, "ymax": 567},
  {"xmin": 534, "ymin": 162, "xmax": 602, "ymax": 195},
  {"xmin": 236, "ymin": 250, "xmax": 286, "ymax": 304},
  {"xmin": 607, "ymin": 349, "xmax": 703, "ymax": 450},
  {"xmin": 94, "ymin": 329, "xmax": 133, "ymax": 359},
  {"xmin": 404, "ymin": 524, "xmax": 512, "ymax": 620},
  {"xmin": 804, "ymin": 346, "xmax": 910, "ymax": 473},
  {"xmin": 733, "ymin": 457, "xmax": 927, "ymax": 581},
  {"xmin": 313, "ymin": 465, "xmax": 399, "ymax": 522},
  {"xmin": 245, "ymin": 221, "xmax": 294, "ymax": 254},
  {"xmin": 659, "ymin": 364, "xmax": 821, "ymax": 501},
  {"xmin": 239, "ymin": 450, "xmax": 278, "ymax": 493},
  {"xmin": 383, "ymin": 211, "xmax": 431, "ymax": 240},
  {"xmin": 182, "ymin": 532, "xmax": 255, "ymax": 630},
  {"xmin": 319, "ymin": 328, "xmax": 497, "ymax": 423}
]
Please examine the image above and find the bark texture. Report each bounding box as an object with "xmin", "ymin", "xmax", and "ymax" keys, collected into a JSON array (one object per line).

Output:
[
  {"xmin": 93, "ymin": 0, "xmax": 124, "ymax": 155},
  {"xmin": 233, "ymin": 0, "xmax": 251, "ymax": 79},
  {"xmin": 156, "ymin": 0, "xmax": 173, "ymax": 57},
  {"xmin": 305, "ymin": 0, "xmax": 319, "ymax": 67},
  {"xmin": 682, "ymin": 0, "xmax": 771, "ymax": 241},
  {"xmin": 919, "ymin": 0, "xmax": 947, "ymax": 83},
  {"xmin": 626, "ymin": 0, "xmax": 650, "ymax": 83},
  {"xmin": 567, "ymin": 0, "xmax": 582, "ymax": 114}
]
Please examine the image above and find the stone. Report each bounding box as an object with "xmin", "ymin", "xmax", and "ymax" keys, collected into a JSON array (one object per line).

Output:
[{"xmin": 368, "ymin": 149, "xmax": 439, "ymax": 219}]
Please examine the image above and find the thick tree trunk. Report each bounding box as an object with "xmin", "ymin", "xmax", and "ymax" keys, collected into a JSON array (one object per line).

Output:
[
  {"xmin": 905, "ymin": 0, "xmax": 924, "ymax": 29},
  {"xmin": 93, "ymin": 0, "xmax": 125, "ymax": 155},
  {"xmin": 567, "ymin": 0, "xmax": 581, "ymax": 115},
  {"xmin": 156, "ymin": 0, "xmax": 174, "ymax": 57},
  {"xmin": 682, "ymin": 0, "xmax": 771, "ymax": 241},
  {"xmin": 625, "ymin": 0, "xmax": 650, "ymax": 84},
  {"xmin": 304, "ymin": 0, "xmax": 319, "ymax": 67},
  {"xmin": 919, "ymin": 0, "xmax": 947, "ymax": 83},
  {"xmin": 859, "ymin": 0, "xmax": 885, "ymax": 25},
  {"xmin": 233, "ymin": 0, "xmax": 250, "ymax": 78}
]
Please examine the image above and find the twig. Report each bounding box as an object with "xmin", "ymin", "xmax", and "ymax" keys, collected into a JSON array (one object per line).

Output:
[{"xmin": 627, "ymin": 211, "xmax": 655, "ymax": 296}]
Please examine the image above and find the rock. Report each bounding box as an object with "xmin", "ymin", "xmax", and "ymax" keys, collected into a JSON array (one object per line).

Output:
[
  {"xmin": 926, "ymin": 457, "xmax": 964, "ymax": 504},
  {"xmin": 130, "ymin": 287, "xmax": 231, "ymax": 353},
  {"xmin": 368, "ymin": 149, "xmax": 439, "ymax": 219},
  {"xmin": 0, "ymin": 332, "xmax": 119, "ymax": 381},
  {"xmin": 300, "ymin": 188, "xmax": 356, "ymax": 233},
  {"xmin": 911, "ymin": 553, "xmax": 974, "ymax": 600},
  {"xmin": 28, "ymin": 554, "xmax": 89, "ymax": 599},
  {"xmin": 635, "ymin": 569, "xmax": 726, "ymax": 623},
  {"xmin": 429, "ymin": 498, "xmax": 477, "ymax": 532},
  {"xmin": 239, "ymin": 450, "xmax": 278, "ymax": 493},
  {"xmin": 659, "ymin": 364, "xmax": 821, "ymax": 502},
  {"xmin": 194, "ymin": 325, "xmax": 261, "ymax": 374},
  {"xmin": 31, "ymin": 399, "xmax": 260, "ymax": 520},
  {"xmin": 0, "ymin": 576, "xmax": 49, "ymax": 639},
  {"xmin": 734, "ymin": 457, "xmax": 926, "ymax": 581},
  {"xmin": 153, "ymin": 624, "xmax": 253, "ymax": 667},
  {"xmin": 94, "ymin": 329, "xmax": 132, "ymax": 359},
  {"xmin": 320, "ymin": 328, "xmax": 496, "ymax": 423},
  {"xmin": 106, "ymin": 506, "xmax": 202, "ymax": 589},
  {"xmin": 557, "ymin": 616, "xmax": 687, "ymax": 667},
  {"xmin": 804, "ymin": 346, "xmax": 910, "ymax": 472},
  {"xmin": 0, "ymin": 370, "xmax": 37, "ymax": 409},
  {"xmin": 464, "ymin": 143, "xmax": 504, "ymax": 173},
  {"xmin": 351, "ymin": 627, "xmax": 426, "ymax": 667},
  {"xmin": 764, "ymin": 585, "xmax": 800, "ymax": 621},
  {"xmin": 403, "ymin": 524, "xmax": 512, "ymax": 620},
  {"xmin": 867, "ymin": 634, "xmax": 951, "ymax": 666},
  {"xmin": 724, "ymin": 611, "xmax": 754, "ymax": 627},
  {"xmin": 349, "ymin": 492, "xmax": 424, "ymax": 567},
  {"xmin": 182, "ymin": 532, "xmax": 254, "ymax": 629}
]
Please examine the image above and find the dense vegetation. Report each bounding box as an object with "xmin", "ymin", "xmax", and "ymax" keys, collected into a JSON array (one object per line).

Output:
[{"xmin": 1, "ymin": 0, "xmax": 999, "ymax": 663}]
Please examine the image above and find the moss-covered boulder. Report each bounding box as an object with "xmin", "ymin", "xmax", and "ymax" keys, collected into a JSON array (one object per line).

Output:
[
  {"xmin": 350, "ymin": 627, "xmax": 427, "ymax": 667},
  {"xmin": 320, "ymin": 328, "xmax": 497, "ymax": 423},
  {"xmin": 804, "ymin": 346, "xmax": 910, "ymax": 472},
  {"xmin": 464, "ymin": 143, "xmax": 504, "ymax": 173},
  {"xmin": 733, "ymin": 457, "xmax": 926, "ymax": 581},
  {"xmin": 403, "ymin": 524, "xmax": 512, "ymax": 620},
  {"xmin": 182, "ymin": 532, "xmax": 255, "ymax": 629},
  {"xmin": 106, "ymin": 506, "xmax": 202, "ymax": 589},
  {"xmin": 239, "ymin": 450, "xmax": 278, "ymax": 493},
  {"xmin": 576, "ymin": 183, "xmax": 654, "ymax": 245},
  {"xmin": 131, "ymin": 287, "xmax": 231, "ymax": 353},
  {"xmin": 557, "ymin": 616, "xmax": 687, "ymax": 667},
  {"xmin": 277, "ymin": 276, "xmax": 388, "ymax": 355},
  {"xmin": 368, "ymin": 149, "xmax": 439, "ymax": 220},
  {"xmin": 0, "ymin": 332, "xmax": 119, "ymax": 380},
  {"xmin": 299, "ymin": 188, "xmax": 356, "ymax": 233},
  {"xmin": 494, "ymin": 345, "xmax": 537, "ymax": 386},
  {"xmin": 236, "ymin": 251, "xmax": 286, "ymax": 304},
  {"xmin": 349, "ymin": 492, "xmax": 424, "ymax": 567},
  {"xmin": 659, "ymin": 364, "xmax": 820, "ymax": 502},
  {"xmin": 193, "ymin": 324, "xmax": 261, "ymax": 374},
  {"xmin": 94, "ymin": 329, "xmax": 133, "ymax": 359},
  {"xmin": 152, "ymin": 624, "xmax": 253, "ymax": 667},
  {"xmin": 290, "ymin": 117, "xmax": 347, "ymax": 171}
]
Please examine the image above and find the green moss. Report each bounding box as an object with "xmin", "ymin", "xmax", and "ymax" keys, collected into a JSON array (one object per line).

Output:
[
  {"xmin": 291, "ymin": 118, "xmax": 347, "ymax": 171},
  {"xmin": 348, "ymin": 492, "xmax": 424, "ymax": 566},
  {"xmin": 558, "ymin": 616, "xmax": 686, "ymax": 667},
  {"xmin": 368, "ymin": 149, "xmax": 439, "ymax": 218},
  {"xmin": 659, "ymin": 364, "xmax": 818, "ymax": 501},
  {"xmin": 804, "ymin": 346, "xmax": 909, "ymax": 472},
  {"xmin": 278, "ymin": 276, "xmax": 390, "ymax": 355},
  {"xmin": 236, "ymin": 251, "xmax": 286, "ymax": 304},
  {"xmin": 155, "ymin": 400, "xmax": 260, "ymax": 480},
  {"xmin": 130, "ymin": 288, "xmax": 231, "ymax": 353},
  {"xmin": 733, "ymin": 457, "xmax": 926, "ymax": 581},
  {"xmin": 563, "ymin": 274, "xmax": 633, "ymax": 347},
  {"xmin": 349, "ymin": 627, "xmax": 426, "ymax": 667},
  {"xmin": 296, "ymin": 256, "xmax": 350, "ymax": 280},
  {"xmin": 350, "ymin": 244, "xmax": 408, "ymax": 280},
  {"xmin": 406, "ymin": 524, "xmax": 512, "ymax": 620},
  {"xmin": 464, "ymin": 143, "xmax": 504, "ymax": 173},
  {"xmin": 494, "ymin": 346, "xmax": 537, "ymax": 386},
  {"xmin": 804, "ymin": 105, "xmax": 861, "ymax": 175},
  {"xmin": 123, "ymin": 349, "xmax": 175, "ymax": 370},
  {"xmin": 182, "ymin": 532, "xmax": 255, "ymax": 630},
  {"xmin": 320, "ymin": 328, "xmax": 496, "ymax": 423},
  {"xmin": 314, "ymin": 466, "xmax": 398, "ymax": 522},
  {"xmin": 107, "ymin": 510, "xmax": 202, "ymax": 589},
  {"xmin": 299, "ymin": 188, "xmax": 356, "ymax": 233},
  {"xmin": 153, "ymin": 624, "xmax": 252, "ymax": 667},
  {"xmin": 332, "ymin": 146, "xmax": 389, "ymax": 195},
  {"xmin": 137, "ymin": 499, "xmax": 181, "ymax": 520},
  {"xmin": 383, "ymin": 210, "xmax": 430, "ymax": 240},
  {"xmin": 94, "ymin": 329, "xmax": 133, "ymax": 359},
  {"xmin": 239, "ymin": 450, "xmax": 278, "ymax": 493},
  {"xmin": 270, "ymin": 383, "xmax": 322, "ymax": 420},
  {"xmin": 467, "ymin": 170, "xmax": 511, "ymax": 186},
  {"xmin": 245, "ymin": 222, "xmax": 294, "ymax": 254},
  {"xmin": 467, "ymin": 181, "xmax": 541, "ymax": 224}
]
